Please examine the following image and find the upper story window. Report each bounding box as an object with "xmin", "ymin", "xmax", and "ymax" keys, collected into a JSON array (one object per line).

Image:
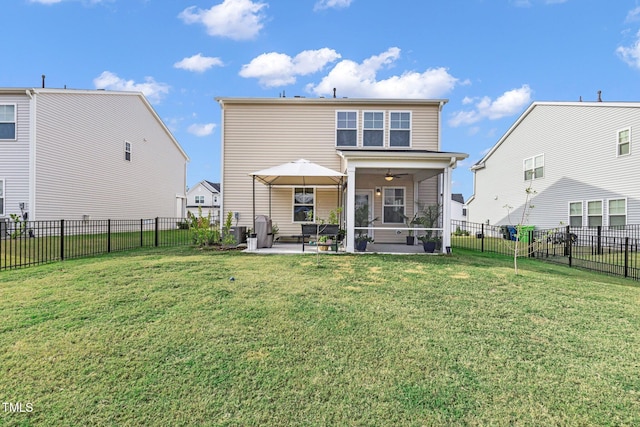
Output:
[
  {"xmin": 618, "ymin": 128, "xmax": 631, "ymax": 156},
  {"xmin": 293, "ymin": 187, "xmax": 314, "ymax": 222},
  {"xmin": 195, "ymin": 195, "xmax": 205, "ymax": 204},
  {"xmin": 524, "ymin": 154, "xmax": 544, "ymax": 180},
  {"xmin": 389, "ymin": 112, "xmax": 411, "ymax": 147},
  {"xmin": 124, "ymin": 141, "xmax": 131, "ymax": 161},
  {"xmin": 569, "ymin": 201, "xmax": 583, "ymax": 227},
  {"xmin": 587, "ymin": 200, "xmax": 602, "ymax": 227},
  {"xmin": 363, "ymin": 111, "xmax": 384, "ymax": 147},
  {"xmin": 608, "ymin": 198, "xmax": 626, "ymax": 227},
  {"xmin": 336, "ymin": 111, "xmax": 357, "ymax": 147},
  {"xmin": 0, "ymin": 105, "xmax": 16, "ymax": 140},
  {"xmin": 383, "ymin": 187, "xmax": 405, "ymax": 224}
]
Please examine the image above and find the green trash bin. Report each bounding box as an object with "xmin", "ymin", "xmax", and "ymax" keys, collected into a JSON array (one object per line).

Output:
[{"xmin": 518, "ymin": 225, "xmax": 535, "ymax": 243}]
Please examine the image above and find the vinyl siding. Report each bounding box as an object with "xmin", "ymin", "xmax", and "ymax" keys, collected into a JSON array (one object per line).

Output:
[
  {"xmin": 470, "ymin": 103, "xmax": 640, "ymax": 228},
  {"xmin": 0, "ymin": 93, "xmax": 31, "ymax": 218},
  {"xmin": 33, "ymin": 91, "xmax": 187, "ymax": 220},
  {"xmin": 220, "ymin": 99, "xmax": 442, "ymax": 237}
]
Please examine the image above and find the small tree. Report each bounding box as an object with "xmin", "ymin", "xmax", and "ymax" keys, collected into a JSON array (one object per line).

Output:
[{"xmin": 503, "ymin": 186, "xmax": 536, "ymax": 275}]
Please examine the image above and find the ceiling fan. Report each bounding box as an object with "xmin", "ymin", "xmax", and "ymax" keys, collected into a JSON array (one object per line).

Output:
[{"xmin": 384, "ymin": 169, "xmax": 409, "ymax": 181}]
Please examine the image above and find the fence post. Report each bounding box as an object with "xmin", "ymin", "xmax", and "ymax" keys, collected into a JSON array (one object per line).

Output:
[
  {"xmin": 597, "ymin": 225, "xmax": 602, "ymax": 255},
  {"xmin": 564, "ymin": 225, "xmax": 571, "ymax": 256},
  {"xmin": 155, "ymin": 217, "xmax": 159, "ymax": 247},
  {"xmin": 625, "ymin": 237, "xmax": 629, "ymax": 278},
  {"xmin": 140, "ymin": 219, "xmax": 144, "ymax": 247},
  {"xmin": 60, "ymin": 219, "xmax": 65, "ymax": 261},
  {"xmin": 567, "ymin": 225, "xmax": 572, "ymax": 268},
  {"xmin": 528, "ymin": 230, "xmax": 534, "ymax": 258},
  {"xmin": 481, "ymin": 223, "xmax": 485, "ymax": 252},
  {"xmin": 107, "ymin": 219, "xmax": 111, "ymax": 253}
]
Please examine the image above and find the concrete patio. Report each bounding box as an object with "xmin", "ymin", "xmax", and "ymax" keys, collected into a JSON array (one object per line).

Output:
[{"xmin": 244, "ymin": 242, "xmax": 441, "ymax": 255}]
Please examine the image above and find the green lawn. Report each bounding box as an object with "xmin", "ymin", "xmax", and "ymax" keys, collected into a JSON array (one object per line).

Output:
[{"xmin": 1, "ymin": 247, "xmax": 639, "ymax": 426}]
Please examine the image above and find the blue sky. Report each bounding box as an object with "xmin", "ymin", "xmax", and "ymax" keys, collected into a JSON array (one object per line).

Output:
[{"xmin": 5, "ymin": 0, "xmax": 640, "ymax": 200}]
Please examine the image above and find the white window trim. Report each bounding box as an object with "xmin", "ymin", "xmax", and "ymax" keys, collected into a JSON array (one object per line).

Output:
[
  {"xmin": 607, "ymin": 197, "xmax": 627, "ymax": 227},
  {"xmin": 0, "ymin": 104, "xmax": 17, "ymax": 141},
  {"xmin": 587, "ymin": 199, "xmax": 603, "ymax": 227},
  {"xmin": 292, "ymin": 187, "xmax": 316, "ymax": 223},
  {"xmin": 568, "ymin": 200, "xmax": 583, "ymax": 227},
  {"xmin": 0, "ymin": 178, "xmax": 5, "ymax": 216},
  {"xmin": 195, "ymin": 195, "xmax": 205, "ymax": 204},
  {"xmin": 335, "ymin": 110, "xmax": 358, "ymax": 148},
  {"xmin": 523, "ymin": 154, "xmax": 544, "ymax": 181},
  {"xmin": 389, "ymin": 110, "xmax": 412, "ymax": 148},
  {"xmin": 382, "ymin": 186, "xmax": 406, "ymax": 224},
  {"xmin": 362, "ymin": 110, "xmax": 385, "ymax": 147},
  {"xmin": 124, "ymin": 140, "xmax": 132, "ymax": 162},
  {"xmin": 617, "ymin": 127, "xmax": 631, "ymax": 157}
]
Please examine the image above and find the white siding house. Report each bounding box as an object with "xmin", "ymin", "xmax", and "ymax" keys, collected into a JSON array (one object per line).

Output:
[
  {"xmin": 468, "ymin": 101, "xmax": 640, "ymax": 229},
  {"xmin": 0, "ymin": 88, "xmax": 189, "ymax": 221},
  {"xmin": 186, "ymin": 180, "xmax": 220, "ymax": 222},
  {"xmin": 451, "ymin": 193, "xmax": 467, "ymax": 224}
]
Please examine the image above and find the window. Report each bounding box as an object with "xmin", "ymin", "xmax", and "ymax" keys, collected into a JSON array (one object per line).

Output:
[
  {"xmin": 618, "ymin": 128, "xmax": 631, "ymax": 156},
  {"xmin": 363, "ymin": 111, "xmax": 384, "ymax": 147},
  {"xmin": 124, "ymin": 141, "xmax": 131, "ymax": 161},
  {"xmin": 0, "ymin": 105, "xmax": 16, "ymax": 140},
  {"xmin": 0, "ymin": 179, "xmax": 4, "ymax": 215},
  {"xmin": 336, "ymin": 111, "xmax": 357, "ymax": 147},
  {"xmin": 569, "ymin": 201, "xmax": 583, "ymax": 227},
  {"xmin": 383, "ymin": 187, "xmax": 405, "ymax": 223},
  {"xmin": 213, "ymin": 195, "xmax": 219, "ymax": 204},
  {"xmin": 389, "ymin": 112, "xmax": 411, "ymax": 147},
  {"xmin": 587, "ymin": 200, "xmax": 602, "ymax": 227},
  {"xmin": 293, "ymin": 188, "xmax": 314, "ymax": 222},
  {"xmin": 462, "ymin": 208, "xmax": 467, "ymax": 217},
  {"xmin": 524, "ymin": 154, "xmax": 544, "ymax": 180},
  {"xmin": 608, "ymin": 198, "xmax": 626, "ymax": 227},
  {"xmin": 195, "ymin": 195, "xmax": 205, "ymax": 204}
]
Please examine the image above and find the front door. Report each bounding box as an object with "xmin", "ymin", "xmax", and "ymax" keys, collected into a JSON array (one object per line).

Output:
[{"xmin": 355, "ymin": 190, "xmax": 374, "ymax": 239}]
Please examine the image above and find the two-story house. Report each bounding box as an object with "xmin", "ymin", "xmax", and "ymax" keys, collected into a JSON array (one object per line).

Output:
[
  {"xmin": 186, "ymin": 180, "xmax": 220, "ymax": 223},
  {"xmin": 0, "ymin": 87, "xmax": 189, "ymax": 221},
  {"xmin": 216, "ymin": 97, "xmax": 467, "ymax": 253},
  {"xmin": 468, "ymin": 101, "xmax": 640, "ymax": 229}
]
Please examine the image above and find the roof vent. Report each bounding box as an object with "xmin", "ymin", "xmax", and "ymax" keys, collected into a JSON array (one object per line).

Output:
[{"xmin": 597, "ymin": 90, "xmax": 602, "ymax": 102}]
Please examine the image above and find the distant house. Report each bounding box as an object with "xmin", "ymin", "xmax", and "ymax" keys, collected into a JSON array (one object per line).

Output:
[
  {"xmin": 0, "ymin": 88, "xmax": 189, "ymax": 221},
  {"xmin": 468, "ymin": 101, "xmax": 640, "ymax": 229},
  {"xmin": 451, "ymin": 193, "xmax": 467, "ymax": 225},
  {"xmin": 186, "ymin": 180, "xmax": 220, "ymax": 222},
  {"xmin": 216, "ymin": 96, "xmax": 467, "ymax": 253}
]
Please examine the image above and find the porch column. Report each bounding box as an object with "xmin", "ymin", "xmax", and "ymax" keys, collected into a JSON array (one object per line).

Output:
[
  {"xmin": 442, "ymin": 165, "xmax": 452, "ymax": 253},
  {"xmin": 345, "ymin": 165, "xmax": 356, "ymax": 253}
]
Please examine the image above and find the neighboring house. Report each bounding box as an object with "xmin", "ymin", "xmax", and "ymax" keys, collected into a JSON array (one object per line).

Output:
[
  {"xmin": 186, "ymin": 180, "xmax": 220, "ymax": 222},
  {"xmin": 451, "ymin": 193, "xmax": 467, "ymax": 225},
  {"xmin": 0, "ymin": 87, "xmax": 189, "ymax": 221},
  {"xmin": 216, "ymin": 96, "xmax": 468, "ymax": 253},
  {"xmin": 468, "ymin": 101, "xmax": 640, "ymax": 229}
]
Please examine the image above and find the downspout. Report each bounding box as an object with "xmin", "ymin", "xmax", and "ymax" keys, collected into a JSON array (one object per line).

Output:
[{"xmin": 26, "ymin": 89, "xmax": 36, "ymax": 221}]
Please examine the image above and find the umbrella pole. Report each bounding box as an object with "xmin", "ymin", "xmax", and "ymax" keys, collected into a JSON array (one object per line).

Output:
[{"xmin": 252, "ymin": 176, "xmax": 256, "ymax": 232}]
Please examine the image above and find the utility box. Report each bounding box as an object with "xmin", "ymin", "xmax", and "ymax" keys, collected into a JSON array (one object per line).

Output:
[
  {"xmin": 255, "ymin": 215, "xmax": 273, "ymax": 248},
  {"xmin": 230, "ymin": 226, "xmax": 247, "ymax": 244}
]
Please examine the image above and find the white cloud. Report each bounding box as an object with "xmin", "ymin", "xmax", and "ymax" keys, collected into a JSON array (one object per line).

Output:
[
  {"xmin": 174, "ymin": 53, "xmax": 224, "ymax": 73},
  {"xmin": 187, "ymin": 123, "xmax": 216, "ymax": 137},
  {"xmin": 626, "ymin": 7, "xmax": 640, "ymax": 23},
  {"xmin": 617, "ymin": 30, "xmax": 640, "ymax": 70},
  {"xmin": 240, "ymin": 48, "xmax": 341, "ymax": 87},
  {"xmin": 93, "ymin": 71, "xmax": 170, "ymax": 104},
  {"xmin": 307, "ymin": 47, "xmax": 461, "ymax": 98},
  {"xmin": 448, "ymin": 85, "xmax": 532, "ymax": 127},
  {"xmin": 314, "ymin": 0, "xmax": 353, "ymax": 11},
  {"xmin": 178, "ymin": 0, "xmax": 267, "ymax": 41}
]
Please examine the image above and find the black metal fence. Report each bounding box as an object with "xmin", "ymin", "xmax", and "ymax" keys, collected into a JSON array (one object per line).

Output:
[
  {"xmin": 451, "ymin": 220, "xmax": 640, "ymax": 280},
  {"xmin": 1, "ymin": 217, "xmax": 193, "ymax": 271}
]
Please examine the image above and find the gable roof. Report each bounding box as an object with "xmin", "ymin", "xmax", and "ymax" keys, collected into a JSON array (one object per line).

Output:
[
  {"xmin": 204, "ymin": 180, "xmax": 220, "ymax": 192},
  {"xmin": 452, "ymin": 193, "xmax": 465, "ymax": 204},
  {"xmin": 471, "ymin": 101, "xmax": 640, "ymax": 171}
]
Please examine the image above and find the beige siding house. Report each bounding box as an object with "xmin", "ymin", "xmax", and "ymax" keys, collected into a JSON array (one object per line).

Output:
[
  {"xmin": 0, "ymin": 88, "xmax": 189, "ymax": 221},
  {"xmin": 217, "ymin": 97, "xmax": 467, "ymax": 253}
]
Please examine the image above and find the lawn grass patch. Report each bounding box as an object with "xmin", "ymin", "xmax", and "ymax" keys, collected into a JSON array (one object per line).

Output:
[{"xmin": 1, "ymin": 248, "xmax": 639, "ymax": 426}]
